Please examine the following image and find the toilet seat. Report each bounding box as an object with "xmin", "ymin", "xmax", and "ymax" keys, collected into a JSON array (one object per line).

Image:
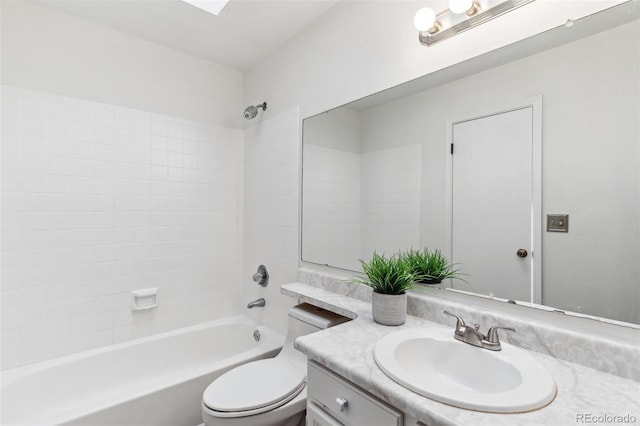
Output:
[{"xmin": 203, "ymin": 358, "xmax": 306, "ymax": 418}]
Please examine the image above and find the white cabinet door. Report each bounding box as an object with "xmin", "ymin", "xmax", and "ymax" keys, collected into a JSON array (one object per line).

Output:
[
  {"xmin": 307, "ymin": 362, "xmax": 402, "ymax": 426},
  {"xmin": 307, "ymin": 402, "xmax": 343, "ymax": 426}
]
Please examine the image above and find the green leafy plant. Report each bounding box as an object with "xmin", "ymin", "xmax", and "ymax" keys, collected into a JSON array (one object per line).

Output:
[
  {"xmin": 402, "ymin": 248, "xmax": 465, "ymax": 284},
  {"xmin": 352, "ymin": 252, "xmax": 415, "ymax": 295}
]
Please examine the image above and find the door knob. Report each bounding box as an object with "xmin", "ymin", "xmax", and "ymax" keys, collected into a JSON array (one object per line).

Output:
[{"xmin": 516, "ymin": 249, "xmax": 528, "ymax": 258}]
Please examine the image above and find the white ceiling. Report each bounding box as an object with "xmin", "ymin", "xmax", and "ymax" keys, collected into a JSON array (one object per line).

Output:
[{"xmin": 32, "ymin": 0, "xmax": 340, "ymax": 71}]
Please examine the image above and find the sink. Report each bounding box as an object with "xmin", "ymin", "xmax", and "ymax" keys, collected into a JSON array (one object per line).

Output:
[{"xmin": 374, "ymin": 327, "xmax": 556, "ymax": 413}]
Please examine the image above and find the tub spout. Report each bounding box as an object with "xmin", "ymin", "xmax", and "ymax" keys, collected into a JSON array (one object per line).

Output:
[{"xmin": 247, "ymin": 298, "xmax": 266, "ymax": 309}]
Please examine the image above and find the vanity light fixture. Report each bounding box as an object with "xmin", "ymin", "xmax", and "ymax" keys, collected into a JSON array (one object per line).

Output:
[{"xmin": 415, "ymin": 0, "xmax": 535, "ymax": 46}]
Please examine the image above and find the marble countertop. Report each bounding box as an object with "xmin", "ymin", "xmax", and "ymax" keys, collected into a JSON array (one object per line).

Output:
[{"xmin": 283, "ymin": 282, "xmax": 640, "ymax": 426}]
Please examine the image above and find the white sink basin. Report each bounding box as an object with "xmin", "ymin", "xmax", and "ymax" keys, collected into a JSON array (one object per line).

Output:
[{"xmin": 374, "ymin": 328, "xmax": 556, "ymax": 413}]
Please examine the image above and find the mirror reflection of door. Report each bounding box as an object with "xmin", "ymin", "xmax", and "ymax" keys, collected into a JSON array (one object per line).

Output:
[{"xmin": 450, "ymin": 105, "xmax": 540, "ymax": 302}]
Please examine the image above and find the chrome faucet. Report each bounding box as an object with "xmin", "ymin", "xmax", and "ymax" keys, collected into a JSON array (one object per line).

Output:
[
  {"xmin": 247, "ymin": 298, "xmax": 266, "ymax": 309},
  {"xmin": 443, "ymin": 310, "xmax": 515, "ymax": 351}
]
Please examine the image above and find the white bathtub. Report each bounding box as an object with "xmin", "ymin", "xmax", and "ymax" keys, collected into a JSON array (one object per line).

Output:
[{"xmin": 1, "ymin": 315, "xmax": 283, "ymax": 426}]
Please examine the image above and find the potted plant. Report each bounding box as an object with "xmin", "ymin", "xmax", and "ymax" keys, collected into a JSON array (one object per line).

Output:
[
  {"xmin": 352, "ymin": 252, "xmax": 415, "ymax": 326},
  {"xmin": 402, "ymin": 248, "xmax": 464, "ymax": 285}
]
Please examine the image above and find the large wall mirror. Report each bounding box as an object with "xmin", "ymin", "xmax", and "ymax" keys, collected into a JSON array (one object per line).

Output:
[{"xmin": 301, "ymin": 1, "xmax": 639, "ymax": 326}]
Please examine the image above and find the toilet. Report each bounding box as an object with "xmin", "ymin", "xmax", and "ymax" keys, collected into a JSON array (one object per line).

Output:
[{"xmin": 202, "ymin": 303, "xmax": 349, "ymax": 426}]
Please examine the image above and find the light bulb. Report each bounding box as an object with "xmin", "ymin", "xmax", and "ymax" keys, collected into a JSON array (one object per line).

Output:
[
  {"xmin": 449, "ymin": 0, "xmax": 475, "ymax": 14},
  {"xmin": 414, "ymin": 7, "xmax": 437, "ymax": 32}
]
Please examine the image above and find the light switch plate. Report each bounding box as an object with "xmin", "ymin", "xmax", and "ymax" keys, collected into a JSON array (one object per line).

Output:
[{"xmin": 547, "ymin": 214, "xmax": 569, "ymax": 232}]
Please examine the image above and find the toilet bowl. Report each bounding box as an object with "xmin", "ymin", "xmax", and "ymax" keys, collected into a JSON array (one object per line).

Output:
[{"xmin": 202, "ymin": 303, "xmax": 349, "ymax": 426}]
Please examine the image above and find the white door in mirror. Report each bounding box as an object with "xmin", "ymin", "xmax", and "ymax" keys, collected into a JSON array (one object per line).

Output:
[{"xmin": 451, "ymin": 106, "xmax": 536, "ymax": 302}]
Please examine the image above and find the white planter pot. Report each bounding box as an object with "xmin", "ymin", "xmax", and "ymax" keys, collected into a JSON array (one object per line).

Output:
[{"xmin": 372, "ymin": 292, "xmax": 407, "ymax": 326}]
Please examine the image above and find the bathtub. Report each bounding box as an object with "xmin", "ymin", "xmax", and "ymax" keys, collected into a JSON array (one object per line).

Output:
[{"xmin": 1, "ymin": 315, "xmax": 283, "ymax": 426}]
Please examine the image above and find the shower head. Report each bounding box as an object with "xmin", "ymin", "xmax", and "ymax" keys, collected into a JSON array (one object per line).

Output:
[{"xmin": 244, "ymin": 102, "xmax": 267, "ymax": 120}]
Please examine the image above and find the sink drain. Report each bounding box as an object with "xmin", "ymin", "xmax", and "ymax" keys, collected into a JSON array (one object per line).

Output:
[{"xmin": 253, "ymin": 329, "xmax": 261, "ymax": 342}]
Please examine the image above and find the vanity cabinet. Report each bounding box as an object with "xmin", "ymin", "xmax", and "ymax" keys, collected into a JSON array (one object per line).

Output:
[{"xmin": 306, "ymin": 361, "xmax": 403, "ymax": 426}]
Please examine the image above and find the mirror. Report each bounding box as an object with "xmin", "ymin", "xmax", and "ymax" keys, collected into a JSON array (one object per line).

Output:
[{"xmin": 301, "ymin": 2, "xmax": 640, "ymax": 326}]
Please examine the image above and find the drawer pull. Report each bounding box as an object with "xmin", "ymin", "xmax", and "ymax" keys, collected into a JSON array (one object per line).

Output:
[{"xmin": 335, "ymin": 397, "xmax": 349, "ymax": 412}]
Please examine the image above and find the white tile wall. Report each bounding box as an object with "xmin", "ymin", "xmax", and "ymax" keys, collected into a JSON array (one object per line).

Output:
[
  {"xmin": 242, "ymin": 108, "xmax": 300, "ymax": 334},
  {"xmin": 1, "ymin": 86, "xmax": 243, "ymax": 369},
  {"xmin": 302, "ymin": 144, "xmax": 360, "ymax": 270},
  {"xmin": 301, "ymin": 143, "xmax": 421, "ymax": 269},
  {"xmin": 360, "ymin": 145, "xmax": 421, "ymax": 257}
]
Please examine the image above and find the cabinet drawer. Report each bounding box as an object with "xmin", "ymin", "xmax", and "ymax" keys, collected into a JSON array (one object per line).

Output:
[
  {"xmin": 307, "ymin": 402, "xmax": 343, "ymax": 426},
  {"xmin": 307, "ymin": 361, "xmax": 402, "ymax": 426}
]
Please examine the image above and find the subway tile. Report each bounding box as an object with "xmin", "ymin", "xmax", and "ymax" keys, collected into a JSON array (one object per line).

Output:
[
  {"xmin": 115, "ymin": 113, "xmax": 134, "ymax": 131},
  {"xmin": 151, "ymin": 119, "xmax": 168, "ymax": 136},
  {"xmin": 22, "ymin": 135, "xmax": 48, "ymax": 155},
  {"xmin": 113, "ymin": 324, "xmax": 133, "ymax": 343},
  {"xmin": 114, "ymin": 144, "xmax": 134, "ymax": 163},
  {"xmin": 167, "ymin": 137, "xmax": 183, "ymax": 153},
  {"xmin": 94, "ymin": 194, "xmax": 114, "ymax": 211},
  {"xmin": 21, "ymin": 154, "xmax": 48, "ymax": 174},
  {"xmin": 168, "ymin": 167, "xmax": 183, "ymax": 182},
  {"xmin": 70, "ymin": 194, "xmax": 93, "ymax": 212},
  {"xmin": 93, "ymin": 177, "xmax": 114, "ymax": 194},
  {"xmin": 69, "ymin": 123, "xmax": 93, "ymax": 142},
  {"xmin": 66, "ymin": 102, "xmax": 93, "ymax": 125},
  {"xmin": 45, "ymin": 175, "xmax": 70, "ymax": 193},
  {"xmin": 94, "ymin": 110, "xmax": 115, "ymax": 128},
  {"xmin": 183, "ymin": 139, "xmax": 198, "ymax": 154},
  {"xmin": 69, "ymin": 212, "xmax": 93, "ymax": 229},
  {"xmin": 93, "ymin": 212, "xmax": 114, "ymax": 228},
  {"xmin": 21, "ymin": 94, "xmax": 49, "ymax": 118},
  {"xmin": 114, "ymin": 129, "xmax": 134, "ymax": 146},
  {"xmin": 70, "ymin": 229, "xmax": 93, "ymax": 246},
  {"xmin": 48, "ymin": 120, "xmax": 69, "ymax": 140},
  {"xmin": 48, "ymin": 156, "xmax": 69, "ymax": 175},
  {"xmin": 95, "ymin": 126, "xmax": 115, "ymax": 145},
  {"xmin": 47, "ymin": 229, "xmax": 72, "ymax": 248},
  {"xmin": 134, "ymin": 113, "xmax": 152, "ymax": 134},
  {"xmin": 94, "ymin": 143, "xmax": 115, "ymax": 161},
  {"xmin": 133, "ymin": 147, "xmax": 151, "ymax": 164},
  {"xmin": 1, "ymin": 88, "xmax": 21, "ymax": 115},
  {"xmin": 46, "ymin": 211, "xmax": 71, "ymax": 230},
  {"xmin": 69, "ymin": 140, "xmax": 93, "ymax": 159},
  {"xmin": 47, "ymin": 137, "xmax": 69, "ymax": 157},
  {"xmin": 93, "ymin": 160, "xmax": 115, "ymax": 178},
  {"xmin": 22, "ymin": 115, "xmax": 47, "ymax": 137},
  {"xmin": 46, "ymin": 302, "xmax": 73, "ymax": 320},
  {"xmin": 168, "ymin": 122, "xmax": 183, "ymax": 139},
  {"xmin": 93, "ymin": 229, "xmax": 114, "ymax": 245},
  {"xmin": 132, "ymin": 164, "xmax": 152, "ymax": 180},
  {"xmin": 152, "ymin": 150, "xmax": 168, "ymax": 166},
  {"xmin": 70, "ymin": 176, "xmax": 93, "ymax": 193},
  {"xmin": 151, "ymin": 165, "xmax": 168, "ymax": 180},
  {"xmin": 68, "ymin": 159, "xmax": 93, "ymax": 176},
  {"xmin": 2, "ymin": 131, "xmax": 21, "ymax": 155}
]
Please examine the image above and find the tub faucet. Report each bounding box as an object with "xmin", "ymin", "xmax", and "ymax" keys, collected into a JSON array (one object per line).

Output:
[
  {"xmin": 443, "ymin": 310, "xmax": 515, "ymax": 351},
  {"xmin": 247, "ymin": 298, "xmax": 266, "ymax": 309}
]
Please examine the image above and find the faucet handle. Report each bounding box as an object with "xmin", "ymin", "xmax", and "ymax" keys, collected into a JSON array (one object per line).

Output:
[
  {"xmin": 252, "ymin": 265, "xmax": 269, "ymax": 287},
  {"xmin": 443, "ymin": 310, "xmax": 466, "ymax": 331},
  {"xmin": 484, "ymin": 326, "xmax": 516, "ymax": 350}
]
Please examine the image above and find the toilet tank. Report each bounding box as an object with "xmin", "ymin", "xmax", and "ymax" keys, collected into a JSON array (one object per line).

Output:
[{"xmin": 279, "ymin": 304, "xmax": 350, "ymax": 365}]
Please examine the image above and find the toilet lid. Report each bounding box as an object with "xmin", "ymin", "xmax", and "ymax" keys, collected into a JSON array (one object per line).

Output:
[{"xmin": 203, "ymin": 358, "xmax": 306, "ymax": 413}]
